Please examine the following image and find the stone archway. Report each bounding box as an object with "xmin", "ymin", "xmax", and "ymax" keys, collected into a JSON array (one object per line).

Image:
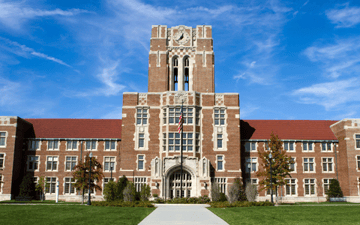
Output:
[{"xmin": 168, "ymin": 169, "xmax": 192, "ymax": 198}]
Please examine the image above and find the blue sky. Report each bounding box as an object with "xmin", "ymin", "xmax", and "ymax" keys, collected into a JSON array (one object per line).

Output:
[{"xmin": 1, "ymin": 0, "xmax": 360, "ymax": 120}]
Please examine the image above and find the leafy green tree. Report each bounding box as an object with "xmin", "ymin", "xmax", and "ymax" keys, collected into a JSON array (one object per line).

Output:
[
  {"xmin": 35, "ymin": 176, "xmax": 48, "ymax": 201},
  {"xmin": 116, "ymin": 175, "xmax": 128, "ymax": 200},
  {"xmin": 140, "ymin": 184, "xmax": 151, "ymax": 201},
  {"xmin": 19, "ymin": 173, "xmax": 35, "ymax": 198},
  {"xmin": 103, "ymin": 180, "xmax": 117, "ymax": 202},
  {"xmin": 256, "ymin": 132, "xmax": 292, "ymax": 201},
  {"xmin": 327, "ymin": 179, "xmax": 343, "ymax": 199},
  {"xmin": 73, "ymin": 153, "xmax": 104, "ymax": 204}
]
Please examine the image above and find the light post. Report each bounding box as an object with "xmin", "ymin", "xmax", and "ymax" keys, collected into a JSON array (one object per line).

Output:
[
  {"xmin": 87, "ymin": 152, "xmax": 93, "ymax": 206},
  {"xmin": 269, "ymin": 152, "xmax": 273, "ymax": 204},
  {"xmin": 110, "ymin": 166, "xmax": 113, "ymax": 181}
]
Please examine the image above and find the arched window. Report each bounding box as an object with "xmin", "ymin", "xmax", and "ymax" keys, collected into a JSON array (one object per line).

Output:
[
  {"xmin": 173, "ymin": 57, "xmax": 178, "ymax": 91},
  {"xmin": 184, "ymin": 57, "xmax": 189, "ymax": 91}
]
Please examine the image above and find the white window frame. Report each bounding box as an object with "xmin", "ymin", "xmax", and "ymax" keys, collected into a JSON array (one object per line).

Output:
[
  {"xmin": 104, "ymin": 156, "xmax": 116, "ymax": 172},
  {"xmin": 245, "ymin": 157, "xmax": 258, "ymax": 173},
  {"xmin": 322, "ymin": 157, "xmax": 334, "ymax": 173},
  {"xmin": 284, "ymin": 141, "xmax": 295, "ymax": 152},
  {"xmin": 217, "ymin": 134, "xmax": 223, "ymax": 149},
  {"xmin": 167, "ymin": 107, "xmax": 194, "ymax": 125},
  {"xmin": 27, "ymin": 155, "xmax": 40, "ymax": 172},
  {"xmin": 216, "ymin": 155, "xmax": 225, "ymax": 172},
  {"xmin": 214, "ymin": 177, "xmax": 227, "ymax": 194},
  {"xmin": 134, "ymin": 177, "xmax": 147, "ymax": 192},
  {"xmin": 245, "ymin": 142, "xmax": 257, "ymax": 152},
  {"xmin": 289, "ymin": 157, "xmax": 297, "ymax": 173},
  {"xmin": 65, "ymin": 156, "xmax": 77, "ymax": 171},
  {"xmin": 86, "ymin": 140, "xmax": 97, "ymax": 151},
  {"xmin": 0, "ymin": 153, "xmax": 5, "ymax": 170},
  {"xmin": 358, "ymin": 177, "xmax": 360, "ymax": 196},
  {"xmin": 28, "ymin": 139, "xmax": 41, "ymax": 151},
  {"xmin": 105, "ymin": 140, "xmax": 117, "ymax": 151},
  {"xmin": 303, "ymin": 157, "xmax": 315, "ymax": 173},
  {"xmin": 137, "ymin": 154, "xmax": 146, "ymax": 171},
  {"xmin": 66, "ymin": 140, "xmax": 78, "ymax": 151},
  {"xmin": 46, "ymin": 156, "xmax": 58, "ymax": 172},
  {"xmin": 0, "ymin": 174, "xmax": 3, "ymax": 194},
  {"xmin": 355, "ymin": 134, "xmax": 360, "ymax": 150},
  {"xmin": 214, "ymin": 108, "xmax": 225, "ymax": 126},
  {"xmin": 47, "ymin": 140, "xmax": 59, "ymax": 151},
  {"xmin": 63, "ymin": 177, "xmax": 76, "ymax": 195},
  {"xmin": 45, "ymin": 177, "xmax": 57, "ymax": 194},
  {"xmin": 356, "ymin": 155, "xmax": 360, "ymax": 171},
  {"xmin": 0, "ymin": 131, "xmax": 7, "ymax": 148},
  {"xmin": 285, "ymin": 178, "xmax": 297, "ymax": 196},
  {"xmin": 323, "ymin": 178, "xmax": 334, "ymax": 196},
  {"xmin": 302, "ymin": 141, "xmax": 314, "ymax": 152},
  {"xmin": 304, "ymin": 178, "xmax": 316, "ymax": 196},
  {"xmin": 321, "ymin": 142, "xmax": 333, "ymax": 152},
  {"xmin": 136, "ymin": 107, "xmax": 148, "ymax": 126}
]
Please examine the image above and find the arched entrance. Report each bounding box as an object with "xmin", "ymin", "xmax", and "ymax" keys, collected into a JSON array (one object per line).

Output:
[{"xmin": 169, "ymin": 170, "xmax": 192, "ymax": 198}]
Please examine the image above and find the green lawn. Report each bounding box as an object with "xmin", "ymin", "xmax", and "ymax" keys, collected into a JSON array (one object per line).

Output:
[
  {"xmin": 0, "ymin": 205, "xmax": 155, "ymax": 225},
  {"xmin": 209, "ymin": 206, "xmax": 360, "ymax": 225}
]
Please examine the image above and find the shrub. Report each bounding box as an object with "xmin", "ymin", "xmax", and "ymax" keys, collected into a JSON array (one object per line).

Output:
[
  {"xmin": 19, "ymin": 173, "xmax": 35, "ymax": 198},
  {"xmin": 140, "ymin": 184, "xmax": 151, "ymax": 201},
  {"xmin": 245, "ymin": 183, "xmax": 258, "ymax": 202},
  {"xmin": 123, "ymin": 182, "xmax": 136, "ymax": 202},
  {"xmin": 227, "ymin": 178, "xmax": 247, "ymax": 203},
  {"xmin": 103, "ymin": 180, "xmax": 117, "ymax": 202},
  {"xmin": 163, "ymin": 196, "xmax": 211, "ymax": 204},
  {"xmin": 327, "ymin": 179, "xmax": 343, "ymax": 199},
  {"xmin": 219, "ymin": 193, "xmax": 228, "ymax": 202},
  {"xmin": 92, "ymin": 200, "xmax": 154, "ymax": 207},
  {"xmin": 116, "ymin": 176, "xmax": 128, "ymax": 200},
  {"xmin": 210, "ymin": 201, "xmax": 273, "ymax": 208},
  {"xmin": 153, "ymin": 193, "xmax": 158, "ymax": 198},
  {"xmin": 211, "ymin": 182, "xmax": 221, "ymax": 201}
]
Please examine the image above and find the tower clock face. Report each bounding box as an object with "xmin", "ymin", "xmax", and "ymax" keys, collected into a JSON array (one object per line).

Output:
[{"xmin": 174, "ymin": 30, "xmax": 190, "ymax": 45}]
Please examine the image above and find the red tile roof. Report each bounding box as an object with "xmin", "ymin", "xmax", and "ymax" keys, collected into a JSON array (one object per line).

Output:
[
  {"xmin": 25, "ymin": 119, "xmax": 122, "ymax": 139},
  {"xmin": 241, "ymin": 120, "xmax": 338, "ymax": 140}
]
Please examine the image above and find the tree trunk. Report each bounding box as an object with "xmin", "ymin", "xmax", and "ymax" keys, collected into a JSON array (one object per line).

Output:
[{"xmin": 81, "ymin": 190, "xmax": 84, "ymax": 205}]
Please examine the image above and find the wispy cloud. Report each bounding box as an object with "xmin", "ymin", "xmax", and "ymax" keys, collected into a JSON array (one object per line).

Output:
[
  {"xmin": 293, "ymin": 78, "xmax": 360, "ymax": 110},
  {"xmin": 0, "ymin": 0, "xmax": 89, "ymax": 30},
  {"xmin": 303, "ymin": 37, "xmax": 360, "ymax": 78},
  {"xmin": 0, "ymin": 37, "xmax": 72, "ymax": 67},
  {"xmin": 326, "ymin": 3, "xmax": 360, "ymax": 28}
]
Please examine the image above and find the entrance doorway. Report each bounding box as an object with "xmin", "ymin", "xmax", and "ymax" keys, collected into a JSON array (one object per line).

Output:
[{"xmin": 169, "ymin": 170, "xmax": 192, "ymax": 198}]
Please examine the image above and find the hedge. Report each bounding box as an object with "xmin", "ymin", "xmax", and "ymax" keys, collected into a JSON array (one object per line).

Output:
[
  {"xmin": 210, "ymin": 201, "xmax": 274, "ymax": 208},
  {"xmin": 91, "ymin": 200, "xmax": 154, "ymax": 207}
]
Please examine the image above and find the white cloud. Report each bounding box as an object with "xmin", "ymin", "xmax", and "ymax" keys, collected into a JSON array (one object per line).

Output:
[
  {"xmin": 293, "ymin": 78, "xmax": 360, "ymax": 110},
  {"xmin": 326, "ymin": 3, "xmax": 360, "ymax": 28},
  {"xmin": 0, "ymin": 0, "xmax": 88, "ymax": 30},
  {"xmin": 0, "ymin": 37, "xmax": 72, "ymax": 67}
]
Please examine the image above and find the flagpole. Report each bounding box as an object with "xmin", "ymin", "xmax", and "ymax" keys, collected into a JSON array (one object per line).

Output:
[{"xmin": 180, "ymin": 99, "xmax": 183, "ymax": 198}]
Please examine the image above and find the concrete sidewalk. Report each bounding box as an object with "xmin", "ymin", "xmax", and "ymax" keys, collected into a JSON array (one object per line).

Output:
[{"xmin": 139, "ymin": 204, "xmax": 228, "ymax": 225}]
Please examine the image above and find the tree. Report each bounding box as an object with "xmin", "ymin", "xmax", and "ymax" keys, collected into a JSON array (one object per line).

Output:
[
  {"xmin": 72, "ymin": 153, "xmax": 104, "ymax": 204},
  {"xmin": 35, "ymin": 176, "xmax": 48, "ymax": 201},
  {"xmin": 256, "ymin": 132, "xmax": 292, "ymax": 203},
  {"xmin": 227, "ymin": 178, "xmax": 246, "ymax": 203},
  {"xmin": 116, "ymin": 175, "xmax": 128, "ymax": 200},
  {"xmin": 245, "ymin": 183, "xmax": 258, "ymax": 202},
  {"xmin": 19, "ymin": 173, "xmax": 35, "ymax": 198},
  {"xmin": 123, "ymin": 182, "xmax": 136, "ymax": 202},
  {"xmin": 140, "ymin": 184, "xmax": 151, "ymax": 201},
  {"xmin": 103, "ymin": 180, "xmax": 117, "ymax": 202},
  {"xmin": 327, "ymin": 179, "xmax": 343, "ymax": 200}
]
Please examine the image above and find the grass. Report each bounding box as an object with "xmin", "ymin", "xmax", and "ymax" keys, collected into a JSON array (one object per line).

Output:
[
  {"xmin": 284, "ymin": 201, "xmax": 360, "ymax": 205},
  {"xmin": 209, "ymin": 206, "xmax": 360, "ymax": 225},
  {"xmin": 0, "ymin": 205, "xmax": 155, "ymax": 225},
  {"xmin": 0, "ymin": 200, "xmax": 81, "ymax": 204}
]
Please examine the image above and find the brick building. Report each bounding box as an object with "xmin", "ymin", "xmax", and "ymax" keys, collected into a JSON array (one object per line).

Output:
[{"xmin": 0, "ymin": 25, "xmax": 360, "ymax": 202}]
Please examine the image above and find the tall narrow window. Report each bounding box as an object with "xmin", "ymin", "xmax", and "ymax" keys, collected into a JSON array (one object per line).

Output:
[
  {"xmin": 0, "ymin": 153, "xmax": 4, "ymax": 169},
  {"xmin": 184, "ymin": 57, "xmax": 189, "ymax": 91},
  {"xmin": 0, "ymin": 132, "xmax": 6, "ymax": 147},
  {"xmin": 357, "ymin": 156, "xmax": 360, "ymax": 170},
  {"xmin": 138, "ymin": 155, "xmax": 144, "ymax": 170},
  {"xmin": 217, "ymin": 155, "xmax": 224, "ymax": 171},
  {"xmin": 173, "ymin": 57, "xmax": 178, "ymax": 91},
  {"xmin": 217, "ymin": 134, "xmax": 223, "ymax": 149},
  {"xmin": 138, "ymin": 134, "xmax": 145, "ymax": 148},
  {"xmin": 356, "ymin": 134, "xmax": 360, "ymax": 149}
]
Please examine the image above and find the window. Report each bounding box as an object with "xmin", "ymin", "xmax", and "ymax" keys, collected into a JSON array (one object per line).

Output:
[
  {"xmin": 323, "ymin": 179, "xmax": 333, "ymax": 195},
  {"xmin": 168, "ymin": 132, "xmax": 193, "ymax": 152},
  {"xmin": 48, "ymin": 140, "xmax": 59, "ymax": 150},
  {"xmin": 134, "ymin": 177, "xmax": 147, "ymax": 192},
  {"xmin": 29, "ymin": 140, "xmax": 40, "ymax": 151},
  {"xmin": 303, "ymin": 142, "xmax": 313, "ymax": 152},
  {"xmin": 322, "ymin": 158, "xmax": 333, "ymax": 172},
  {"xmin": 45, "ymin": 177, "xmax": 56, "ymax": 194},
  {"xmin": 0, "ymin": 132, "xmax": 6, "ymax": 147},
  {"xmin": 304, "ymin": 158, "xmax": 315, "ymax": 172},
  {"xmin": 104, "ymin": 157, "xmax": 115, "ymax": 172},
  {"xmin": 86, "ymin": 140, "xmax": 96, "ymax": 151},
  {"xmin": 167, "ymin": 107, "xmax": 193, "ymax": 124},
  {"xmin": 322, "ymin": 143, "xmax": 332, "ymax": 152},
  {"xmin": 66, "ymin": 141, "xmax": 77, "ymax": 150},
  {"xmin": 105, "ymin": 140, "xmax": 116, "ymax": 151},
  {"xmin": 289, "ymin": 157, "xmax": 296, "ymax": 172},
  {"xmin": 0, "ymin": 153, "xmax": 4, "ymax": 169},
  {"xmin": 214, "ymin": 178, "xmax": 226, "ymax": 193},
  {"xmin": 103, "ymin": 177, "xmax": 115, "ymax": 192},
  {"xmin": 136, "ymin": 108, "xmax": 148, "ymax": 125},
  {"xmin": 214, "ymin": 109, "xmax": 225, "ymax": 126},
  {"xmin": 27, "ymin": 156, "xmax": 39, "ymax": 171},
  {"xmin": 304, "ymin": 179, "xmax": 316, "ymax": 196},
  {"xmin": 357, "ymin": 156, "xmax": 360, "ymax": 170},
  {"xmin": 65, "ymin": 156, "xmax": 77, "ymax": 171},
  {"xmin": 284, "ymin": 141, "xmax": 295, "ymax": 152},
  {"xmin": 173, "ymin": 57, "xmax": 178, "ymax": 91},
  {"xmin": 138, "ymin": 133, "xmax": 145, "ymax": 148},
  {"xmin": 138, "ymin": 155, "xmax": 144, "ymax": 170},
  {"xmin": 245, "ymin": 142, "xmax": 256, "ymax": 152},
  {"xmin": 217, "ymin": 155, "xmax": 224, "ymax": 171},
  {"xmin": 246, "ymin": 178, "xmax": 258, "ymax": 186},
  {"xmin": 46, "ymin": 156, "xmax": 58, "ymax": 171},
  {"xmin": 285, "ymin": 179, "xmax": 296, "ymax": 196},
  {"xmin": 356, "ymin": 135, "xmax": 360, "ymax": 149},
  {"xmin": 246, "ymin": 158, "xmax": 257, "ymax": 173},
  {"xmin": 264, "ymin": 141, "xmax": 270, "ymax": 151},
  {"xmin": 184, "ymin": 57, "xmax": 189, "ymax": 91},
  {"xmin": 217, "ymin": 134, "xmax": 223, "ymax": 149},
  {"xmin": 196, "ymin": 108, "xmax": 201, "ymax": 125},
  {"xmin": 163, "ymin": 108, "xmax": 167, "ymax": 124},
  {"xmin": 64, "ymin": 178, "xmax": 75, "ymax": 194}
]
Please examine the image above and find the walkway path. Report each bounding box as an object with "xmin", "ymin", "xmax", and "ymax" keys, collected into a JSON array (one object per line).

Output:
[{"xmin": 139, "ymin": 204, "xmax": 228, "ymax": 225}]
